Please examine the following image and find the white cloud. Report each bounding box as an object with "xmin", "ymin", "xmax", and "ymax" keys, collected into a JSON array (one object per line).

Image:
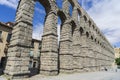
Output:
[
  {"xmin": 0, "ymin": 0, "xmax": 19, "ymax": 9},
  {"xmin": 32, "ymin": 23, "xmax": 43, "ymax": 40},
  {"xmin": 80, "ymin": 0, "xmax": 120, "ymax": 46}
]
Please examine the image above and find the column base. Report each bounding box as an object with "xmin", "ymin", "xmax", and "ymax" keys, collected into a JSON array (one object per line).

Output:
[
  {"xmin": 4, "ymin": 71, "xmax": 30, "ymax": 80},
  {"xmin": 40, "ymin": 70, "xmax": 58, "ymax": 76},
  {"xmin": 73, "ymin": 68, "xmax": 84, "ymax": 73},
  {"xmin": 60, "ymin": 68, "xmax": 73, "ymax": 74}
]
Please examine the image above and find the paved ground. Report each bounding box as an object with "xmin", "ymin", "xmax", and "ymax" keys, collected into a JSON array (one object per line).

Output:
[
  {"xmin": 0, "ymin": 70, "xmax": 120, "ymax": 80},
  {"xmin": 0, "ymin": 76, "xmax": 5, "ymax": 80},
  {"xmin": 30, "ymin": 70, "xmax": 120, "ymax": 80}
]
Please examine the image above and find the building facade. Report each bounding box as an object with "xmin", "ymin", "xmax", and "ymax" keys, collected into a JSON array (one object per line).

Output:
[
  {"xmin": 0, "ymin": 22, "xmax": 41, "ymax": 75},
  {"xmin": 2, "ymin": 0, "xmax": 115, "ymax": 79},
  {"xmin": 0, "ymin": 22, "xmax": 13, "ymax": 69},
  {"xmin": 29, "ymin": 39, "xmax": 41, "ymax": 76},
  {"xmin": 114, "ymin": 48, "xmax": 120, "ymax": 58}
]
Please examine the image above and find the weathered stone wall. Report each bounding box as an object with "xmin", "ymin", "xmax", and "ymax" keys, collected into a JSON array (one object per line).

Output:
[{"xmin": 4, "ymin": 0, "xmax": 114, "ymax": 79}]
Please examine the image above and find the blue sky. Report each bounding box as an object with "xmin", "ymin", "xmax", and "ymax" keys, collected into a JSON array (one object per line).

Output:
[{"xmin": 0, "ymin": 0, "xmax": 120, "ymax": 47}]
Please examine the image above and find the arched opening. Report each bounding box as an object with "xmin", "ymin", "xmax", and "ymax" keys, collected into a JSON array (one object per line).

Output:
[
  {"xmin": 95, "ymin": 38, "xmax": 97, "ymax": 42},
  {"xmin": 31, "ymin": 1, "xmax": 46, "ymax": 76},
  {"xmin": 79, "ymin": 27, "xmax": 84, "ymax": 36},
  {"xmin": 57, "ymin": 17, "xmax": 61, "ymax": 44},
  {"xmin": 92, "ymin": 25, "xmax": 95, "ymax": 29},
  {"xmin": 83, "ymin": 15, "xmax": 87, "ymax": 22},
  {"xmin": 89, "ymin": 20, "xmax": 91, "ymax": 27},
  {"xmin": 57, "ymin": 10, "xmax": 67, "ymax": 43},
  {"xmin": 56, "ymin": 0, "xmax": 63, "ymax": 9},
  {"xmin": 32, "ymin": 1, "xmax": 46, "ymax": 40},
  {"xmin": 33, "ymin": 62, "xmax": 37, "ymax": 68},
  {"xmin": 69, "ymin": 3, "xmax": 73, "ymax": 16},
  {"xmin": 71, "ymin": 21, "xmax": 76, "ymax": 36},
  {"xmin": 57, "ymin": 11, "xmax": 69, "ymax": 72},
  {"xmin": 77, "ymin": 9, "xmax": 82, "ymax": 22},
  {"xmin": 86, "ymin": 32, "xmax": 89, "ymax": 38},
  {"xmin": 98, "ymin": 41, "xmax": 100, "ymax": 44},
  {"xmin": 68, "ymin": 0, "xmax": 75, "ymax": 16},
  {"xmin": 91, "ymin": 36, "xmax": 93, "ymax": 40}
]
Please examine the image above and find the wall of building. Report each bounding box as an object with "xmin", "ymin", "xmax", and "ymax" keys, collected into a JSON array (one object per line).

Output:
[
  {"xmin": 29, "ymin": 39, "xmax": 41, "ymax": 76},
  {"xmin": 114, "ymin": 48, "xmax": 120, "ymax": 58},
  {"xmin": 0, "ymin": 22, "xmax": 12, "ymax": 64}
]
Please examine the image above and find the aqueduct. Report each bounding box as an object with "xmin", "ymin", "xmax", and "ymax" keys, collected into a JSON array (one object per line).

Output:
[{"xmin": 4, "ymin": 0, "xmax": 114, "ymax": 79}]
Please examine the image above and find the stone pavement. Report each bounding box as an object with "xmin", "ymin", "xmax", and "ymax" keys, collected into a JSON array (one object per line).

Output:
[
  {"xmin": 30, "ymin": 70, "xmax": 120, "ymax": 80},
  {"xmin": 0, "ymin": 76, "xmax": 6, "ymax": 80},
  {"xmin": 0, "ymin": 70, "xmax": 120, "ymax": 80}
]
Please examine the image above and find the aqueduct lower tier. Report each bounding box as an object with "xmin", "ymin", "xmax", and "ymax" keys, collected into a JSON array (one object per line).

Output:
[{"xmin": 4, "ymin": 0, "xmax": 114, "ymax": 79}]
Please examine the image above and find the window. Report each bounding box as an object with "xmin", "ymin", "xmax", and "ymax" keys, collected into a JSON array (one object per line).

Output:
[{"xmin": 7, "ymin": 34, "xmax": 12, "ymax": 43}]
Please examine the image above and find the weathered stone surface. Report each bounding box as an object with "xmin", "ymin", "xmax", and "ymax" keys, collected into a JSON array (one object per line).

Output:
[{"xmin": 4, "ymin": 0, "xmax": 114, "ymax": 79}]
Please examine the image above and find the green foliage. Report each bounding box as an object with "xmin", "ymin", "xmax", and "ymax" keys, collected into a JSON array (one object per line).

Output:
[{"xmin": 115, "ymin": 57, "xmax": 120, "ymax": 65}]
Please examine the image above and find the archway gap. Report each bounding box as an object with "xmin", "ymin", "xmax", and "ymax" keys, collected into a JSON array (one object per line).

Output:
[
  {"xmin": 38, "ymin": 0, "xmax": 52, "ymax": 13},
  {"xmin": 77, "ymin": 9, "xmax": 82, "ymax": 22},
  {"xmin": 95, "ymin": 38, "xmax": 97, "ymax": 43},
  {"xmin": 71, "ymin": 20, "xmax": 77, "ymax": 36},
  {"xmin": 57, "ymin": 10, "xmax": 67, "ymax": 43},
  {"xmin": 83, "ymin": 15, "xmax": 87, "ymax": 22},
  {"xmin": 91, "ymin": 36, "xmax": 93, "ymax": 40},
  {"xmin": 32, "ymin": 1, "xmax": 46, "ymax": 40},
  {"xmin": 79, "ymin": 27, "xmax": 84, "ymax": 36},
  {"xmin": 86, "ymin": 32, "xmax": 89, "ymax": 38},
  {"xmin": 88, "ymin": 20, "xmax": 92, "ymax": 27}
]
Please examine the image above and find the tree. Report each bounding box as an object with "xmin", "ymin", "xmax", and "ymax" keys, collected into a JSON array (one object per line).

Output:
[{"xmin": 115, "ymin": 57, "xmax": 120, "ymax": 65}]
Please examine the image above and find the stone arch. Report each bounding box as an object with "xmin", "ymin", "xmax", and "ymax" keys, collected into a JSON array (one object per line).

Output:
[
  {"xmin": 62, "ymin": 0, "xmax": 76, "ymax": 17},
  {"xmin": 59, "ymin": 20, "xmax": 76, "ymax": 73},
  {"xmin": 57, "ymin": 10, "xmax": 68, "ymax": 43},
  {"xmin": 68, "ymin": 0, "xmax": 75, "ymax": 6},
  {"xmin": 31, "ymin": 1, "xmax": 61, "ymax": 75},
  {"xmin": 57, "ymin": 10, "xmax": 67, "ymax": 24},
  {"xmin": 38, "ymin": 0, "xmax": 53, "ymax": 13}
]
